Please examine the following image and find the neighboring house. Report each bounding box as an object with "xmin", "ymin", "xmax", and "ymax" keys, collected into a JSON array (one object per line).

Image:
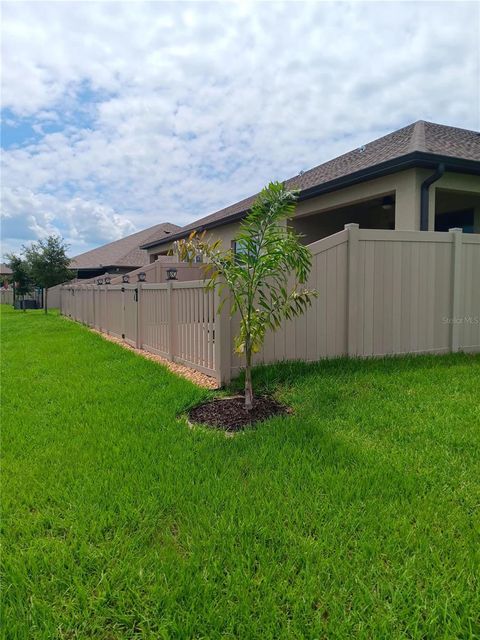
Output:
[
  {"xmin": 140, "ymin": 121, "xmax": 480, "ymax": 259},
  {"xmin": 70, "ymin": 222, "xmax": 181, "ymax": 279},
  {"xmin": 0, "ymin": 264, "xmax": 13, "ymax": 304},
  {"xmin": 0, "ymin": 263, "xmax": 13, "ymax": 279}
]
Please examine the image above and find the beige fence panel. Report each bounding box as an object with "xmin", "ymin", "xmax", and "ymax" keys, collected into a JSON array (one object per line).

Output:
[
  {"xmin": 353, "ymin": 228, "xmax": 454, "ymax": 356},
  {"xmin": 93, "ymin": 288, "xmax": 101, "ymax": 330},
  {"xmin": 73, "ymin": 289, "xmax": 81, "ymax": 321},
  {"xmin": 123, "ymin": 285, "xmax": 138, "ymax": 347},
  {"xmin": 85, "ymin": 286, "xmax": 95, "ymax": 327},
  {"xmin": 139, "ymin": 282, "xmax": 217, "ymax": 377},
  {"xmin": 173, "ymin": 282, "xmax": 216, "ymax": 375},
  {"xmin": 106, "ymin": 287, "xmax": 124, "ymax": 338},
  {"xmin": 230, "ymin": 229, "xmax": 350, "ymax": 378},
  {"xmin": 227, "ymin": 226, "xmax": 479, "ymax": 381},
  {"xmin": 458, "ymin": 234, "xmax": 480, "ymax": 351},
  {"xmin": 99, "ymin": 287, "xmax": 109, "ymax": 331},
  {"xmin": 141, "ymin": 284, "xmax": 170, "ymax": 357},
  {"xmin": 46, "ymin": 285, "xmax": 62, "ymax": 309}
]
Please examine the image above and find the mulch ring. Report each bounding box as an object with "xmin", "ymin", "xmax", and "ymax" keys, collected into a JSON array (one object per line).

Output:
[{"xmin": 188, "ymin": 395, "xmax": 291, "ymax": 432}]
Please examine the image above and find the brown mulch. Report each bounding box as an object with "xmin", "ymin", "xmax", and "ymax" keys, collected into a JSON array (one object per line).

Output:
[{"xmin": 188, "ymin": 396, "xmax": 290, "ymax": 432}]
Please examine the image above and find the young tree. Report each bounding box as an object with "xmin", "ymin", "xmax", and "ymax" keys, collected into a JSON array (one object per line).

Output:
[
  {"xmin": 23, "ymin": 236, "xmax": 74, "ymax": 313},
  {"xmin": 176, "ymin": 182, "xmax": 317, "ymax": 410},
  {"xmin": 5, "ymin": 254, "xmax": 32, "ymax": 311}
]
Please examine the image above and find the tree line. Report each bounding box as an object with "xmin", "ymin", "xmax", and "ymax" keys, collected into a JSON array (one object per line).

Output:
[{"xmin": 5, "ymin": 236, "xmax": 74, "ymax": 313}]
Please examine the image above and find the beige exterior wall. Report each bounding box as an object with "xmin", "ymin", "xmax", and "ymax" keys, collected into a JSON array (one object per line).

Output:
[
  {"xmin": 146, "ymin": 220, "xmax": 241, "ymax": 259},
  {"xmin": 145, "ymin": 170, "xmax": 479, "ymax": 259}
]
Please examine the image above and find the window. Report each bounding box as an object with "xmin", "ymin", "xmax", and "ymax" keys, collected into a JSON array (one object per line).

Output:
[{"xmin": 231, "ymin": 239, "xmax": 258, "ymax": 263}]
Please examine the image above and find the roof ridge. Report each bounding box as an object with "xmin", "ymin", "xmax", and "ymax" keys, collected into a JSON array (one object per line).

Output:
[{"xmin": 409, "ymin": 120, "xmax": 426, "ymax": 152}]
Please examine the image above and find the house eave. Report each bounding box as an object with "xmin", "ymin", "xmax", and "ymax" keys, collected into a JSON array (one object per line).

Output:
[
  {"xmin": 140, "ymin": 152, "xmax": 480, "ymax": 250},
  {"xmin": 73, "ymin": 265, "xmax": 141, "ymax": 272}
]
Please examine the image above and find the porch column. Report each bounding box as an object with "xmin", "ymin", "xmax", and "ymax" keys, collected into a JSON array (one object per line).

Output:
[{"xmin": 394, "ymin": 169, "xmax": 422, "ymax": 231}]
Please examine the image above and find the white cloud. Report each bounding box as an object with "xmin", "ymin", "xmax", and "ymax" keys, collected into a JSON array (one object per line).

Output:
[
  {"xmin": 1, "ymin": 1, "xmax": 479, "ymax": 256},
  {"xmin": 1, "ymin": 187, "xmax": 135, "ymax": 256}
]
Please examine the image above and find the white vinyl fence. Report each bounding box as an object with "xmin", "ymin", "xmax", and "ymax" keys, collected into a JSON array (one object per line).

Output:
[{"xmin": 61, "ymin": 226, "xmax": 480, "ymax": 384}]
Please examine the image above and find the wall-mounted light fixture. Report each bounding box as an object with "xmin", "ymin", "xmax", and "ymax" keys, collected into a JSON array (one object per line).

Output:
[
  {"xmin": 382, "ymin": 195, "xmax": 394, "ymax": 210},
  {"xmin": 138, "ymin": 272, "xmax": 146, "ymax": 282},
  {"xmin": 122, "ymin": 274, "xmax": 130, "ymax": 283},
  {"xmin": 166, "ymin": 267, "xmax": 178, "ymax": 281},
  {"xmin": 104, "ymin": 275, "xmax": 111, "ymax": 285}
]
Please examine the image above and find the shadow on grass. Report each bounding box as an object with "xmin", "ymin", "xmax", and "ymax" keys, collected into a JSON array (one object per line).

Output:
[{"xmin": 228, "ymin": 351, "xmax": 478, "ymax": 397}]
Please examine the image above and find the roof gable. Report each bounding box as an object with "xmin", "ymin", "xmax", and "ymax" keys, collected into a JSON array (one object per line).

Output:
[{"xmin": 71, "ymin": 222, "xmax": 180, "ymax": 270}]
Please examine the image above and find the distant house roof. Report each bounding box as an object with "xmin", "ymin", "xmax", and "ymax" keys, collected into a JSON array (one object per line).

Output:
[
  {"xmin": 0, "ymin": 263, "xmax": 13, "ymax": 276},
  {"xmin": 140, "ymin": 120, "xmax": 480, "ymax": 250},
  {"xmin": 70, "ymin": 222, "xmax": 181, "ymax": 271}
]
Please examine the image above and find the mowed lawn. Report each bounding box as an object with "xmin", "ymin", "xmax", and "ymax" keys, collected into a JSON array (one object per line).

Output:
[{"xmin": 1, "ymin": 305, "xmax": 479, "ymax": 640}]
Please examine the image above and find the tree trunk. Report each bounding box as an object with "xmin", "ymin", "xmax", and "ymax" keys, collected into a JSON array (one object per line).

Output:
[
  {"xmin": 44, "ymin": 288, "xmax": 48, "ymax": 314},
  {"xmin": 244, "ymin": 344, "xmax": 253, "ymax": 411},
  {"xmin": 22, "ymin": 294, "xmax": 26, "ymax": 312}
]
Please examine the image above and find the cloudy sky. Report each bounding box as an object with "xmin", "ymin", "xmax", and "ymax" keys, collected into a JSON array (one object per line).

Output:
[{"xmin": 1, "ymin": 1, "xmax": 479, "ymax": 258}]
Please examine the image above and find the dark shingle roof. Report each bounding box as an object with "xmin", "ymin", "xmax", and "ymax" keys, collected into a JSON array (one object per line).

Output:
[
  {"xmin": 70, "ymin": 222, "xmax": 180, "ymax": 270},
  {"xmin": 141, "ymin": 120, "xmax": 480, "ymax": 249}
]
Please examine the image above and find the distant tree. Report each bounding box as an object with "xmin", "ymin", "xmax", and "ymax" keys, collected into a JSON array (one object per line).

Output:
[
  {"xmin": 5, "ymin": 254, "xmax": 32, "ymax": 311},
  {"xmin": 23, "ymin": 236, "xmax": 74, "ymax": 313},
  {"xmin": 176, "ymin": 182, "xmax": 317, "ymax": 410}
]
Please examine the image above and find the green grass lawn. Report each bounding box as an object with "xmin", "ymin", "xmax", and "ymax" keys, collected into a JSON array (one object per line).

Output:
[{"xmin": 1, "ymin": 305, "xmax": 479, "ymax": 639}]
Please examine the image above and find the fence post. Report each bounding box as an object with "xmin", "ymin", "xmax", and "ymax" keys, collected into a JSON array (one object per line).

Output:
[
  {"xmin": 214, "ymin": 286, "xmax": 231, "ymax": 386},
  {"xmin": 450, "ymin": 227, "xmax": 463, "ymax": 352},
  {"xmin": 167, "ymin": 281, "xmax": 176, "ymax": 361},
  {"xmin": 345, "ymin": 223, "xmax": 359, "ymax": 357},
  {"xmin": 136, "ymin": 283, "xmax": 143, "ymax": 349},
  {"xmin": 104, "ymin": 286, "xmax": 108, "ymax": 334}
]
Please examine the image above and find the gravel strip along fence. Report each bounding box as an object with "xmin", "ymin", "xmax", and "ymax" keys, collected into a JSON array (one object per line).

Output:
[{"xmin": 90, "ymin": 328, "xmax": 219, "ymax": 389}]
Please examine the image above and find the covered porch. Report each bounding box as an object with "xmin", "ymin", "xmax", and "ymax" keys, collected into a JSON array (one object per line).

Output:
[{"xmin": 290, "ymin": 169, "xmax": 480, "ymax": 245}]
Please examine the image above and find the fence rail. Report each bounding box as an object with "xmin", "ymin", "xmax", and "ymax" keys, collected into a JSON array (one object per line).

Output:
[{"xmin": 61, "ymin": 227, "xmax": 480, "ymax": 385}]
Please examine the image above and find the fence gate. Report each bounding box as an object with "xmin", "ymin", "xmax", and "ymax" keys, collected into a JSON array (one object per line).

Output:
[{"xmin": 122, "ymin": 284, "xmax": 138, "ymax": 347}]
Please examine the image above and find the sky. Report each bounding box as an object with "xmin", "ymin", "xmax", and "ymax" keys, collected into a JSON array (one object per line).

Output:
[{"xmin": 1, "ymin": 1, "xmax": 479, "ymax": 258}]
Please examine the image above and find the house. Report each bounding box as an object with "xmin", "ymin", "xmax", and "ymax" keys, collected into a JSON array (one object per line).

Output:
[
  {"xmin": 70, "ymin": 222, "xmax": 180, "ymax": 279},
  {"xmin": 140, "ymin": 121, "xmax": 480, "ymax": 259},
  {"xmin": 0, "ymin": 263, "xmax": 13, "ymax": 282}
]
